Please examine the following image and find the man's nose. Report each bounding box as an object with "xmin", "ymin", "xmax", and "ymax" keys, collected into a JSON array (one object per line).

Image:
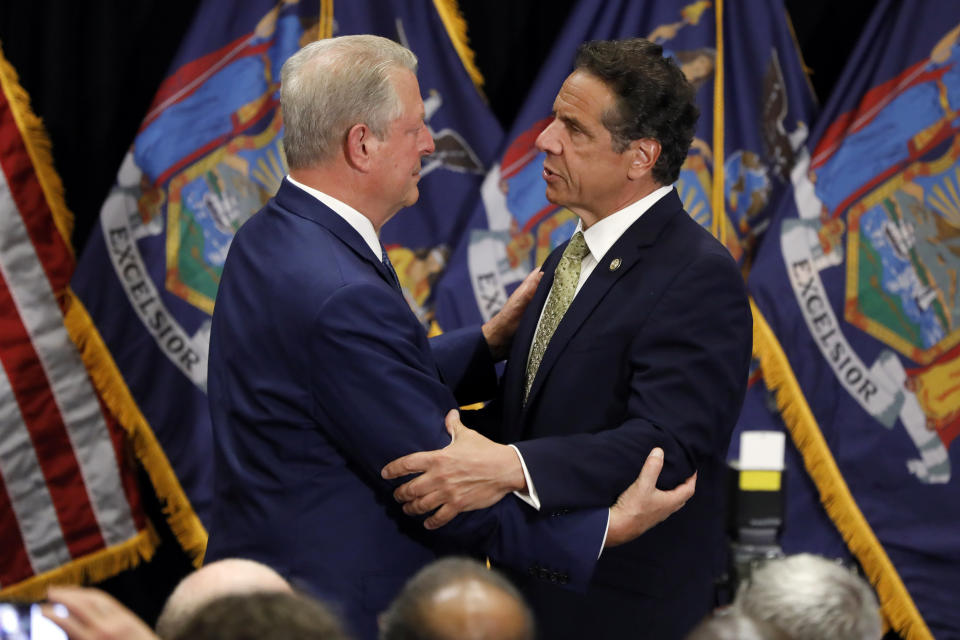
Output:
[
  {"xmin": 420, "ymin": 126, "xmax": 436, "ymax": 155},
  {"xmin": 535, "ymin": 119, "xmax": 560, "ymax": 154}
]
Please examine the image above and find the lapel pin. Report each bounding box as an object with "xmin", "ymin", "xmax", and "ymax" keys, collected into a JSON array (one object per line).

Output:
[{"xmin": 609, "ymin": 257, "xmax": 622, "ymax": 271}]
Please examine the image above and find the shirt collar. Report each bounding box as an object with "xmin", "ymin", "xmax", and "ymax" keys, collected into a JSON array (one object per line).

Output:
[
  {"xmin": 286, "ymin": 176, "xmax": 383, "ymax": 261},
  {"xmin": 577, "ymin": 185, "xmax": 674, "ymax": 262}
]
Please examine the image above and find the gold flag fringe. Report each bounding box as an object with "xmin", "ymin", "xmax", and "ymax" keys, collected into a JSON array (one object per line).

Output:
[
  {"xmin": 0, "ymin": 43, "xmax": 74, "ymax": 258},
  {"xmin": 0, "ymin": 527, "xmax": 160, "ymax": 601},
  {"xmin": 750, "ymin": 299, "xmax": 932, "ymax": 640},
  {"xmin": 432, "ymin": 0, "xmax": 485, "ymax": 92},
  {"xmin": 0, "ymin": 42, "xmax": 207, "ymax": 594},
  {"xmin": 63, "ymin": 291, "xmax": 208, "ymax": 566}
]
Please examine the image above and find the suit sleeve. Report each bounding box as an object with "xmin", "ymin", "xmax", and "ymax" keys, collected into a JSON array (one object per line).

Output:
[
  {"xmin": 308, "ymin": 282, "xmax": 606, "ymax": 589},
  {"xmin": 429, "ymin": 327, "xmax": 499, "ymax": 405},
  {"xmin": 513, "ymin": 252, "xmax": 753, "ymax": 510}
]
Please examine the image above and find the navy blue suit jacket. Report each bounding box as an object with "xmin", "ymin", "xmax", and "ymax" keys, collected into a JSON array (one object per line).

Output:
[
  {"xmin": 478, "ymin": 189, "xmax": 753, "ymax": 639},
  {"xmin": 205, "ymin": 179, "xmax": 606, "ymax": 640}
]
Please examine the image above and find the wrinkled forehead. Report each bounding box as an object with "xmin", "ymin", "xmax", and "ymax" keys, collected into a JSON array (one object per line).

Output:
[
  {"xmin": 388, "ymin": 67, "xmax": 425, "ymax": 117},
  {"xmin": 554, "ymin": 70, "xmax": 617, "ymax": 117}
]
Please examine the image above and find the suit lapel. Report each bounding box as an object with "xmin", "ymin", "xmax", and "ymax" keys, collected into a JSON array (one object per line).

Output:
[
  {"xmin": 522, "ymin": 190, "xmax": 683, "ymax": 412},
  {"xmin": 273, "ymin": 178, "xmax": 397, "ymax": 289}
]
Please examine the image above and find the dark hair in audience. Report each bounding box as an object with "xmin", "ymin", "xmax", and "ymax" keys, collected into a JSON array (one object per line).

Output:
[
  {"xmin": 574, "ymin": 38, "xmax": 699, "ymax": 185},
  {"xmin": 170, "ymin": 591, "xmax": 351, "ymax": 640},
  {"xmin": 685, "ymin": 607, "xmax": 790, "ymax": 640},
  {"xmin": 379, "ymin": 557, "xmax": 534, "ymax": 640}
]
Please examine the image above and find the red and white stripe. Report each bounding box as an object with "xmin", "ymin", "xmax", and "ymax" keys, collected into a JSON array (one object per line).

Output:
[{"xmin": 0, "ymin": 84, "xmax": 140, "ymax": 587}]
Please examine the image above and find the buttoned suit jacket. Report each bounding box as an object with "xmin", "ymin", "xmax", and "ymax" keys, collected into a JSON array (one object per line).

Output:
[
  {"xmin": 205, "ymin": 179, "xmax": 606, "ymax": 640},
  {"xmin": 478, "ymin": 189, "xmax": 753, "ymax": 639}
]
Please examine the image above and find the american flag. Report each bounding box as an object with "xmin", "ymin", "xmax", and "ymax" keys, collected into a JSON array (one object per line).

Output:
[{"xmin": 0, "ymin": 45, "xmax": 152, "ymax": 597}]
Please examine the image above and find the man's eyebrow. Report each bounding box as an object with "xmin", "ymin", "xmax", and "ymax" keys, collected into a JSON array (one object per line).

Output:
[{"xmin": 559, "ymin": 114, "xmax": 591, "ymax": 137}]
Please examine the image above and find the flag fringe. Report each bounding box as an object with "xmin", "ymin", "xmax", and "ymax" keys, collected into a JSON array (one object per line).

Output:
[
  {"xmin": 431, "ymin": 0, "xmax": 485, "ymax": 91},
  {"xmin": 0, "ymin": 42, "xmax": 195, "ymax": 592},
  {"xmin": 63, "ymin": 291, "xmax": 208, "ymax": 567},
  {"xmin": 0, "ymin": 43, "xmax": 74, "ymax": 257},
  {"xmin": 0, "ymin": 526, "xmax": 160, "ymax": 600},
  {"xmin": 2, "ymin": 40, "xmax": 207, "ymax": 571},
  {"xmin": 750, "ymin": 299, "xmax": 933, "ymax": 640}
]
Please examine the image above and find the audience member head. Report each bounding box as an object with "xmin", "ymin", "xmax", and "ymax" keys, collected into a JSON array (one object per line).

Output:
[
  {"xmin": 685, "ymin": 607, "xmax": 789, "ymax": 640},
  {"xmin": 169, "ymin": 591, "xmax": 350, "ymax": 640},
  {"xmin": 379, "ymin": 557, "xmax": 534, "ymax": 640},
  {"xmin": 734, "ymin": 553, "xmax": 883, "ymax": 640},
  {"xmin": 155, "ymin": 557, "xmax": 293, "ymax": 639},
  {"xmin": 280, "ymin": 34, "xmax": 418, "ymax": 170}
]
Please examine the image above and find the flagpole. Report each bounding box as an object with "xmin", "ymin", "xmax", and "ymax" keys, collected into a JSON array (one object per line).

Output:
[{"xmin": 711, "ymin": 0, "xmax": 725, "ymax": 245}]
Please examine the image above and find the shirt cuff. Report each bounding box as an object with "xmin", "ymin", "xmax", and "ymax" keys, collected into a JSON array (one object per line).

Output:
[
  {"xmin": 508, "ymin": 444, "xmax": 541, "ymax": 511},
  {"xmin": 599, "ymin": 509, "xmax": 610, "ymax": 558}
]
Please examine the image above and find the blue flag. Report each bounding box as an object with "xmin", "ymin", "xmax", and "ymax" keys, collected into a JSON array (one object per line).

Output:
[
  {"xmin": 433, "ymin": 0, "xmax": 815, "ymax": 329},
  {"xmin": 70, "ymin": 0, "xmax": 502, "ymax": 562},
  {"xmin": 746, "ymin": 1, "xmax": 960, "ymax": 637}
]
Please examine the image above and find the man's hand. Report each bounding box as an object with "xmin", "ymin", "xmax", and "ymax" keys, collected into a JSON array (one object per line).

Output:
[
  {"xmin": 43, "ymin": 586, "xmax": 160, "ymax": 640},
  {"xmin": 382, "ymin": 410, "xmax": 527, "ymax": 529},
  {"xmin": 481, "ymin": 268, "xmax": 543, "ymax": 360},
  {"xmin": 604, "ymin": 448, "xmax": 696, "ymax": 547}
]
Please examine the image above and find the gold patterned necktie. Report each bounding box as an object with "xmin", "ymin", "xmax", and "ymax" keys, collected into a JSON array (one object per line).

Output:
[{"xmin": 524, "ymin": 231, "xmax": 590, "ymax": 402}]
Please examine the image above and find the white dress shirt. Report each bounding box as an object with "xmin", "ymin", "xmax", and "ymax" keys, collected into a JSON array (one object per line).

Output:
[{"xmin": 287, "ymin": 175, "xmax": 383, "ymax": 262}]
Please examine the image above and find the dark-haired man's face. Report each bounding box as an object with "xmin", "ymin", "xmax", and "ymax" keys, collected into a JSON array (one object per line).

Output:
[{"xmin": 534, "ymin": 71, "xmax": 637, "ymax": 227}]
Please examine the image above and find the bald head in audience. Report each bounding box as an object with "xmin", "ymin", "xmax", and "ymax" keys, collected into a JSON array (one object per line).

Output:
[
  {"xmin": 379, "ymin": 557, "xmax": 534, "ymax": 640},
  {"xmin": 155, "ymin": 558, "xmax": 293, "ymax": 639},
  {"xmin": 169, "ymin": 591, "xmax": 350, "ymax": 640},
  {"xmin": 733, "ymin": 553, "xmax": 882, "ymax": 640}
]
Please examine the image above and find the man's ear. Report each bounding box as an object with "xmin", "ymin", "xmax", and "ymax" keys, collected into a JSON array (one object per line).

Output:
[
  {"xmin": 627, "ymin": 138, "xmax": 661, "ymax": 180},
  {"xmin": 345, "ymin": 123, "xmax": 375, "ymax": 171}
]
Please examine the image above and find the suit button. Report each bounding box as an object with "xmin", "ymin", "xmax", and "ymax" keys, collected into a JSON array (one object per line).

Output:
[
  {"xmin": 549, "ymin": 572, "xmax": 559, "ymax": 583},
  {"xmin": 538, "ymin": 567, "xmax": 550, "ymax": 580},
  {"xmin": 527, "ymin": 565, "xmax": 537, "ymax": 576},
  {"xmin": 560, "ymin": 574, "xmax": 569, "ymax": 585}
]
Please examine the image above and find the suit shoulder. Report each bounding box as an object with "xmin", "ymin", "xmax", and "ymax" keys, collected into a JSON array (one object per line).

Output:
[
  {"xmin": 222, "ymin": 202, "xmax": 354, "ymax": 298},
  {"xmin": 669, "ymin": 209, "xmax": 740, "ymax": 267}
]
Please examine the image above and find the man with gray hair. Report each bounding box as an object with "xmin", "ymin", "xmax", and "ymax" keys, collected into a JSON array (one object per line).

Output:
[
  {"xmin": 734, "ymin": 553, "xmax": 883, "ymax": 640},
  {"xmin": 379, "ymin": 557, "xmax": 533, "ymax": 640},
  {"xmin": 205, "ymin": 35, "xmax": 695, "ymax": 640}
]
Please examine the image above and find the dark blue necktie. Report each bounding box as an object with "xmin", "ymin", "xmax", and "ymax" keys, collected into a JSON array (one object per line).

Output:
[{"xmin": 381, "ymin": 248, "xmax": 402, "ymax": 292}]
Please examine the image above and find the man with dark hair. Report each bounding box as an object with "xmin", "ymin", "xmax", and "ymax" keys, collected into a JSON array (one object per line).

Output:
[
  {"xmin": 170, "ymin": 592, "xmax": 351, "ymax": 640},
  {"xmin": 379, "ymin": 557, "xmax": 533, "ymax": 640},
  {"xmin": 385, "ymin": 38, "xmax": 752, "ymax": 638}
]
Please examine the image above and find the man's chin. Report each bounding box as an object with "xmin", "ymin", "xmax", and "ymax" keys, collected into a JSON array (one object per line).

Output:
[
  {"xmin": 404, "ymin": 187, "xmax": 420, "ymax": 207},
  {"xmin": 543, "ymin": 185, "xmax": 564, "ymax": 207}
]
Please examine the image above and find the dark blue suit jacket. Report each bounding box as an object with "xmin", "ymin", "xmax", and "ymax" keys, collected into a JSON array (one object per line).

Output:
[
  {"xmin": 478, "ymin": 189, "xmax": 753, "ymax": 639},
  {"xmin": 205, "ymin": 179, "xmax": 606, "ymax": 640}
]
